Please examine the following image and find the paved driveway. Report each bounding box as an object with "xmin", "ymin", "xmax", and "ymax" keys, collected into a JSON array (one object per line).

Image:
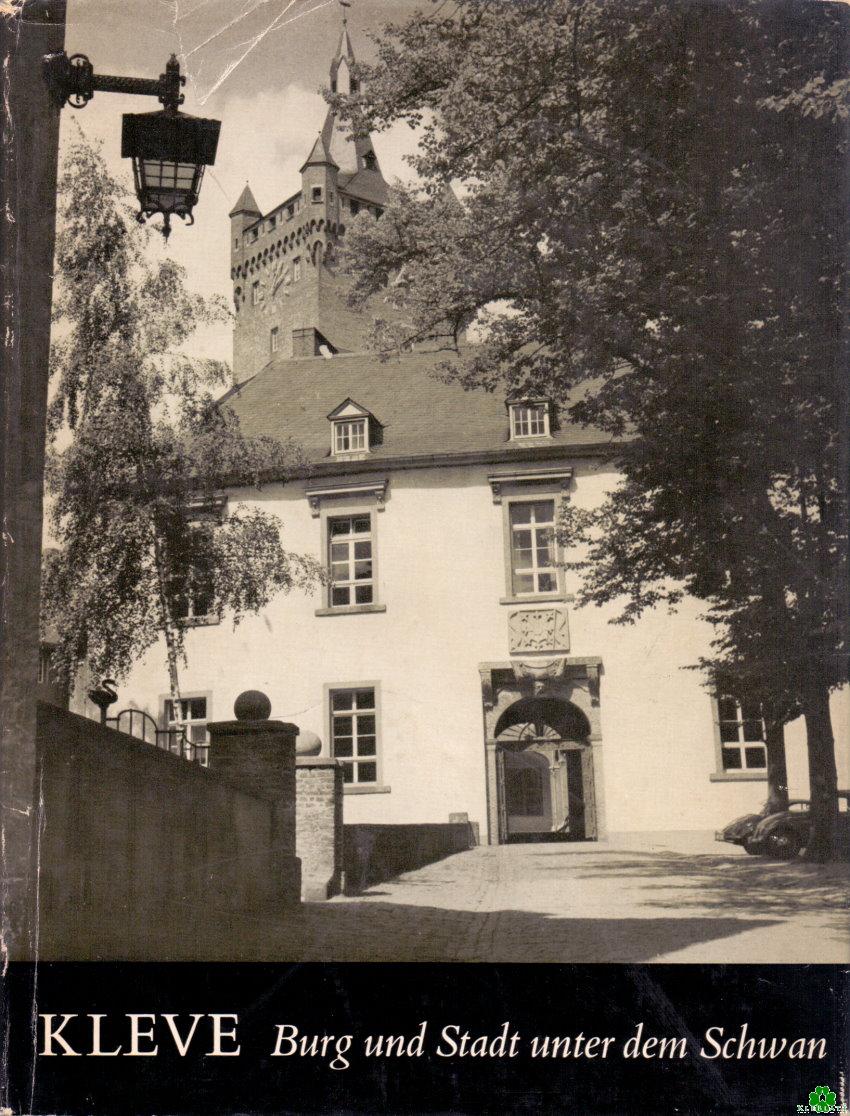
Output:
[{"xmin": 280, "ymin": 832, "xmax": 849, "ymax": 963}]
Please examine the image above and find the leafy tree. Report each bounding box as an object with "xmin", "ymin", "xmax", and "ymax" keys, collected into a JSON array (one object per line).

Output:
[
  {"xmin": 332, "ymin": 0, "xmax": 848, "ymax": 857},
  {"xmin": 44, "ymin": 137, "xmax": 321, "ymax": 704}
]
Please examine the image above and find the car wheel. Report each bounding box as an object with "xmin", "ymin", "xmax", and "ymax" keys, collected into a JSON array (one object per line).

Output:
[
  {"xmin": 742, "ymin": 837, "xmax": 762, "ymax": 855},
  {"xmin": 764, "ymin": 827, "xmax": 803, "ymax": 860}
]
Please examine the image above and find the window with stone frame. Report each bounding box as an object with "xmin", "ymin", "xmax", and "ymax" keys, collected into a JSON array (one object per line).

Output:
[
  {"xmin": 270, "ymin": 326, "xmax": 279, "ymax": 353},
  {"xmin": 252, "ymin": 279, "xmax": 260, "ymax": 305},
  {"xmin": 163, "ymin": 695, "xmax": 210, "ymax": 766},
  {"xmin": 293, "ymin": 257, "xmax": 302, "ymax": 282},
  {"xmin": 510, "ymin": 402, "xmax": 550, "ymax": 439},
  {"xmin": 509, "ymin": 500, "xmax": 558, "ymax": 596},
  {"xmin": 329, "ymin": 687, "xmax": 378, "ymax": 785},
  {"xmin": 716, "ymin": 695, "xmax": 767, "ymax": 771},
  {"xmin": 328, "ymin": 514, "xmax": 373, "ymax": 607}
]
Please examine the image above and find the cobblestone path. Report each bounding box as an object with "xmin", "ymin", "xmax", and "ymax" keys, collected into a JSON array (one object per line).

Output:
[{"xmin": 276, "ymin": 833, "xmax": 849, "ymax": 964}]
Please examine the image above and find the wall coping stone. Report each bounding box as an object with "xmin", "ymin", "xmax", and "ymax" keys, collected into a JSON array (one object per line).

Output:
[
  {"xmin": 208, "ymin": 719, "xmax": 299, "ymax": 737},
  {"xmin": 296, "ymin": 757, "xmax": 341, "ymax": 769}
]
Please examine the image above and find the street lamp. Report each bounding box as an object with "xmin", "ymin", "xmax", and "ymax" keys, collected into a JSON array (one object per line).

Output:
[{"xmin": 43, "ymin": 51, "xmax": 220, "ymax": 240}]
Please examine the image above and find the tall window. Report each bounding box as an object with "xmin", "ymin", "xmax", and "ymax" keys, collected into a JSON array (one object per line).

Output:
[
  {"xmin": 333, "ymin": 418, "xmax": 367, "ymax": 454},
  {"xmin": 270, "ymin": 326, "xmax": 279, "ymax": 353},
  {"xmin": 172, "ymin": 542, "xmax": 215, "ymax": 623},
  {"xmin": 164, "ymin": 696, "xmax": 209, "ymax": 765},
  {"xmin": 330, "ymin": 688, "xmax": 377, "ymax": 785},
  {"xmin": 312, "ymin": 186, "xmax": 323, "ymax": 203},
  {"xmin": 510, "ymin": 403, "xmax": 550, "ymax": 439},
  {"xmin": 509, "ymin": 500, "xmax": 557, "ymax": 595},
  {"xmin": 293, "ymin": 257, "xmax": 302, "ymax": 282},
  {"xmin": 252, "ymin": 280, "xmax": 260, "ymax": 305},
  {"xmin": 717, "ymin": 696, "xmax": 767, "ymax": 771},
  {"xmin": 328, "ymin": 515, "xmax": 373, "ymax": 607},
  {"xmin": 349, "ymin": 199, "xmax": 360, "ymax": 216}
]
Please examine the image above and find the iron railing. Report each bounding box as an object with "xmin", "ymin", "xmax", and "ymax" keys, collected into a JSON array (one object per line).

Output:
[{"xmin": 105, "ymin": 708, "xmax": 209, "ymax": 766}]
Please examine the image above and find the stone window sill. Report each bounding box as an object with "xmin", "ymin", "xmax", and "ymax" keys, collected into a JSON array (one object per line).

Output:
[
  {"xmin": 709, "ymin": 771, "xmax": 768, "ymax": 783},
  {"xmin": 499, "ymin": 594, "xmax": 571, "ymax": 606},
  {"xmin": 315, "ymin": 604, "xmax": 387, "ymax": 617},
  {"xmin": 343, "ymin": 783, "xmax": 391, "ymax": 795}
]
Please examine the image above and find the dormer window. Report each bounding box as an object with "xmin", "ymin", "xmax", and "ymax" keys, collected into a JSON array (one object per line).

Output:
[
  {"xmin": 334, "ymin": 419, "xmax": 367, "ymax": 454},
  {"xmin": 328, "ymin": 398, "xmax": 378, "ymax": 456},
  {"xmin": 510, "ymin": 402, "xmax": 550, "ymax": 439}
]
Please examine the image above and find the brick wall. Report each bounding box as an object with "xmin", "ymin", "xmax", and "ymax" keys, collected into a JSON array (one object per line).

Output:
[
  {"xmin": 343, "ymin": 822, "xmax": 478, "ymax": 894},
  {"xmin": 35, "ymin": 704, "xmax": 300, "ymax": 960},
  {"xmin": 233, "ymin": 249, "xmax": 379, "ymax": 376},
  {"xmin": 296, "ymin": 759, "xmax": 343, "ymax": 900}
]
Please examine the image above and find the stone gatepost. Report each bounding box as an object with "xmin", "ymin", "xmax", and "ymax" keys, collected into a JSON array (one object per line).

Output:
[
  {"xmin": 207, "ymin": 690, "xmax": 301, "ymax": 907},
  {"xmin": 294, "ymin": 730, "xmax": 343, "ymax": 901}
]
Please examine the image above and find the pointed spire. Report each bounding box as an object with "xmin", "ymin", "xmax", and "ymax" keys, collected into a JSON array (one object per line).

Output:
[
  {"xmin": 300, "ymin": 131, "xmax": 339, "ymax": 174},
  {"xmin": 329, "ymin": 8, "xmax": 356, "ymax": 95},
  {"xmin": 229, "ymin": 182, "xmax": 261, "ymax": 218}
]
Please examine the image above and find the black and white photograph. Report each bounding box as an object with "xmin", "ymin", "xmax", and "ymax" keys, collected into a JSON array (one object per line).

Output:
[{"xmin": 1, "ymin": 0, "xmax": 848, "ymax": 1111}]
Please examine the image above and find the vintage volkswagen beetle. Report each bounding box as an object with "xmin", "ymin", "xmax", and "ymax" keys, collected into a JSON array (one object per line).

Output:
[
  {"xmin": 715, "ymin": 804, "xmax": 771, "ymax": 854},
  {"xmin": 747, "ymin": 791, "xmax": 850, "ymax": 860}
]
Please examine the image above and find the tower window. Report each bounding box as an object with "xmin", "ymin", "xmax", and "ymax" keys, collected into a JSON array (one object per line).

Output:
[
  {"xmin": 270, "ymin": 326, "xmax": 279, "ymax": 353},
  {"xmin": 312, "ymin": 186, "xmax": 323, "ymax": 203},
  {"xmin": 363, "ymin": 151, "xmax": 376, "ymax": 171}
]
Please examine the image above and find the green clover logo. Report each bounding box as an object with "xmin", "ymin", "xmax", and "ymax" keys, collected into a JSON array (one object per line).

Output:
[{"xmin": 809, "ymin": 1086, "xmax": 837, "ymax": 1113}]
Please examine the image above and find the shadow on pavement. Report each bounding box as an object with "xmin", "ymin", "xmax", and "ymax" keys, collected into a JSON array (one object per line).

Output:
[
  {"xmin": 240, "ymin": 900, "xmax": 778, "ymax": 963},
  {"xmin": 534, "ymin": 848, "xmax": 848, "ymax": 919}
]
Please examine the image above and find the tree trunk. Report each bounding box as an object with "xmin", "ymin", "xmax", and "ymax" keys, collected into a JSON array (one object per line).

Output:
[
  {"xmin": 151, "ymin": 528, "xmax": 182, "ymax": 707},
  {"xmin": 763, "ymin": 717, "xmax": 789, "ymax": 814},
  {"xmin": 800, "ymin": 677, "xmax": 838, "ymax": 862}
]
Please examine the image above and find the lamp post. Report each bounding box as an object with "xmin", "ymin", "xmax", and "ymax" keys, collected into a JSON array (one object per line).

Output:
[{"xmin": 43, "ymin": 50, "xmax": 221, "ymax": 240}]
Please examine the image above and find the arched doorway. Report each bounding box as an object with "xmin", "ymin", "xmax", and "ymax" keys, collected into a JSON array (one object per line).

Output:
[{"xmin": 494, "ymin": 696, "xmax": 595, "ymax": 842}]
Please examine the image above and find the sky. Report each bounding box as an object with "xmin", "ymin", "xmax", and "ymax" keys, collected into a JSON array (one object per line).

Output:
[{"xmin": 62, "ymin": 0, "xmax": 426, "ymax": 362}]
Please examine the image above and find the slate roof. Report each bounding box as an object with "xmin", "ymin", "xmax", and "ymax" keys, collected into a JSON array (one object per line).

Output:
[
  {"xmin": 222, "ymin": 349, "xmax": 615, "ymax": 476},
  {"xmin": 229, "ymin": 183, "xmax": 261, "ymax": 218},
  {"xmin": 339, "ymin": 168, "xmax": 389, "ymax": 206}
]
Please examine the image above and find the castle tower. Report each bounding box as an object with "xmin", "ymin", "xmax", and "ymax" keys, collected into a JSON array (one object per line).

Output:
[{"xmin": 229, "ymin": 24, "xmax": 391, "ymax": 378}]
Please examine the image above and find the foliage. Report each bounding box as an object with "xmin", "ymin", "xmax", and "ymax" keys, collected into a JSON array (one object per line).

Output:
[
  {"xmin": 44, "ymin": 138, "xmax": 321, "ymax": 700},
  {"xmin": 332, "ymin": 0, "xmax": 849, "ymax": 855}
]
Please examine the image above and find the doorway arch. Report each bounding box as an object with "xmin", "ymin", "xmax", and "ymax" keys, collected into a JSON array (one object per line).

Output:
[{"xmin": 494, "ymin": 696, "xmax": 595, "ymax": 842}]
